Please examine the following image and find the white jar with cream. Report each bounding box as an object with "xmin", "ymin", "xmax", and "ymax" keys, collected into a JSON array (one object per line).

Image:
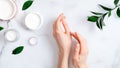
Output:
[
  {"xmin": 0, "ymin": 0, "xmax": 17, "ymax": 21},
  {"xmin": 24, "ymin": 13, "xmax": 43, "ymax": 30},
  {"xmin": 28, "ymin": 37, "xmax": 38, "ymax": 46},
  {"xmin": 4, "ymin": 29, "xmax": 19, "ymax": 42}
]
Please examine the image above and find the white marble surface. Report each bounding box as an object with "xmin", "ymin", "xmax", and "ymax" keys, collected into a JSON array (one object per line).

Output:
[{"xmin": 0, "ymin": 0, "xmax": 120, "ymax": 68}]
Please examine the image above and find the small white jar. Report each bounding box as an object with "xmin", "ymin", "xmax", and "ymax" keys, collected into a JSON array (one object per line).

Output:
[
  {"xmin": 28, "ymin": 37, "xmax": 38, "ymax": 46},
  {"xmin": 25, "ymin": 13, "xmax": 43, "ymax": 30},
  {"xmin": 4, "ymin": 29, "xmax": 19, "ymax": 42}
]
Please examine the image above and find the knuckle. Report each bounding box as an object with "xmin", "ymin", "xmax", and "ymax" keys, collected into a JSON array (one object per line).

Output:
[
  {"xmin": 72, "ymin": 56, "xmax": 77, "ymax": 61},
  {"xmin": 72, "ymin": 57, "xmax": 79, "ymax": 64},
  {"xmin": 53, "ymin": 30, "xmax": 61, "ymax": 35},
  {"xmin": 55, "ymin": 30, "xmax": 60, "ymax": 34}
]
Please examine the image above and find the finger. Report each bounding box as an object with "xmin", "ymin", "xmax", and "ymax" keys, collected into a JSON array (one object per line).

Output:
[
  {"xmin": 54, "ymin": 13, "xmax": 64, "ymax": 31},
  {"xmin": 75, "ymin": 32, "xmax": 88, "ymax": 55},
  {"xmin": 72, "ymin": 32, "xmax": 79, "ymax": 41},
  {"xmin": 62, "ymin": 18, "xmax": 70, "ymax": 34},
  {"xmin": 73, "ymin": 44, "xmax": 80, "ymax": 58},
  {"xmin": 55, "ymin": 13, "xmax": 64, "ymax": 27},
  {"xmin": 56, "ymin": 13, "xmax": 64, "ymax": 22},
  {"xmin": 70, "ymin": 32, "xmax": 73, "ymax": 35}
]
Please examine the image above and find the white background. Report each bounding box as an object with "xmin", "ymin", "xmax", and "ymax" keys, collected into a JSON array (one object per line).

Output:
[{"xmin": 0, "ymin": 0, "xmax": 120, "ymax": 68}]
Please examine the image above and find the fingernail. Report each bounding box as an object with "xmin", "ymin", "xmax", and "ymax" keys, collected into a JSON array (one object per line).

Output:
[
  {"xmin": 61, "ymin": 13, "xmax": 64, "ymax": 15},
  {"xmin": 75, "ymin": 32, "xmax": 77, "ymax": 36}
]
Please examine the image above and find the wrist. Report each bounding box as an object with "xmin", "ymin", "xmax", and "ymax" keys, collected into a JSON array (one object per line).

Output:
[
  {"xmin": 59, "ymin": 50, "xmax": 69, "ymax": 58},
  {"xmin": 79, "ymin": 63, "xmax": 88, "ymax": 68},
  {"xmin": 58, "ymin": 51, "xmax": 69, "ymax": 68},
  {"xmin": 59, "ymin": 47, "xmax": 71, "ymax": 56},
  {"xmin": 74, "ymin": 63, "xmax": 87, "ymax": 68}
]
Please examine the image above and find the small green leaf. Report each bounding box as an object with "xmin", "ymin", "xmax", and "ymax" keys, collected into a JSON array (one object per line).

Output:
[
  {"xmin": 117, "ymin": 8, "xmax": 120, "ymax": 17},
  {"xmin": 22, "ymin": 0, "xmax": 33, "ymax": 10},
  {"xmin": 99, "ymin": 4, "xmax": 112, "ymax": 11},
  {"xmin": 108, "ymin": 11, "xmax": 111, "ymax": 17},
  {"xmin": 99, "ymin": 17, "xmax": 104, "ymax": 29},
  {"xmin": 88, "ymin": 16, "xmax": 99, "ymax": 22},
  {"xmin": 96, "ymin": 17, "xmax": 105, "ymax": 30},
  {"xmin": 12, "ymin": 46, "xmax": 24, "ymax": 55},
  {"xmin": 96, "ymin": 20, "xmax": 102, "ymax": 29},
  {"xmin": 102, "ymin": 13, "xmax": 107, "ymax": 18},
  {"xmin": 0, "ymin": 26, "xmax": 4, "ymax": 31},
  {"xmin": 101, "ymin": 13, "xmax": 107, "ymax": 26},
  {"xmin": 102, "ymin": 22, "xmax": 106, "ymax": 26},
  {"xmin": 91, "ymin": 11, "xmax": 103, "ymax": 15},
  {"xmin": 114, "ymin": 0, "xmax": 119, "ymax": 6}
]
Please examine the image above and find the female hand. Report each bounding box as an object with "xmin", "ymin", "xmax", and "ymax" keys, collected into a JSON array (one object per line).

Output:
[
  {"xmin": 72, "ymin": 32, "xmax": 88, "ymax": 68},
  {"xmin": 53, "ymin": 13, "xmax": 72, "ymax": 68},
  {"xmin": 53, "ymin": 13, "xmax": 72, "ymax": 55}
]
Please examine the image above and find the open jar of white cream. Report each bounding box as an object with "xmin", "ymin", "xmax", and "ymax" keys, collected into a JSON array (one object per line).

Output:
[
  {"xmin": 25, "ymin": 13, "xmax": 43, "ymax": 30},
  {"xmin": 0, "ymin": 0, "xmax": 17, "ymax": 21},
  {"xmin": 4, "ymin": 29, "xmax": 19, "ymax": 42}
]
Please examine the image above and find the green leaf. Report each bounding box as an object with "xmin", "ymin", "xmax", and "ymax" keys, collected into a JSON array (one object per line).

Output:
[
  {"xmin": 99, "ymin": 4, "xmax": 112, "ymax": 11},
  {"xmin": 88, "ymin": 16, "xmax": 99, "ymax": 22},
  {"xmin": 96, "ymin": 19, "xmax": 103, "ymax": 30},
  {"xmin": 91, "ymin": 11, "xmax": 103, "ymax": 15},
  {"xmin": 114, "ymin": 0, "xmax": 119, "ymax": 6},
  {"xmin": 101, "ymin": 13, "xmax": 107, "ymax": 26},
  {"xmin": 102, "ymin": 13, "xmax": 107, "ymax": 18},
  {"xmin": 12, "ymin": 46, "xmax": 24, "ymax": 55},
  {"xmin": 22, "ymin": 0, "xmax": 33, "ymax": 10},
  {"xmin": 96, "ymin": 15, "xmax": 106, "ymax": 30},
  {"xmin": 0, "ymin": 26, "xmax": 4, "ymax": 31},
  {"xmin": 108, "ymin": 11, "xmax": 111, "ymax": 17},
  {"xmin": 96, "ymin": 20, "xmax": 102, "ymax": 29},
  {"xmin": 117, "ymin": 8, "xmax": 120, "ymax": 17},
  {"xmin": 102, "ymin": 22, "xmax": 106, "ymax": 26},
  {"xmin": 99, "ymin": 17, "xmax": 104, "ymax": 29}
]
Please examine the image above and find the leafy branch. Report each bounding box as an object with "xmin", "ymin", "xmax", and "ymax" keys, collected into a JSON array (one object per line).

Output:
[{"xmin": 88, "ymin": 0, "xmax": 120, "ymax": 30}]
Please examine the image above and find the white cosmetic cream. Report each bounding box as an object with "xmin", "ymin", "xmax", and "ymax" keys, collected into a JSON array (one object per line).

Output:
[
  {"xmin": 25, "ymin": 13, "xmax": 43, "ymax": 30},
  {"xmin": 28, "ymin": 37, "xmax": 38, "ymax": 45},
  {"xmin": 0, "ymin": 0, "xmax": 14, "ymax": 20},
  {"xmin": 5, "ymin": 30, "xmax": 18, "ymax": 42}
]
